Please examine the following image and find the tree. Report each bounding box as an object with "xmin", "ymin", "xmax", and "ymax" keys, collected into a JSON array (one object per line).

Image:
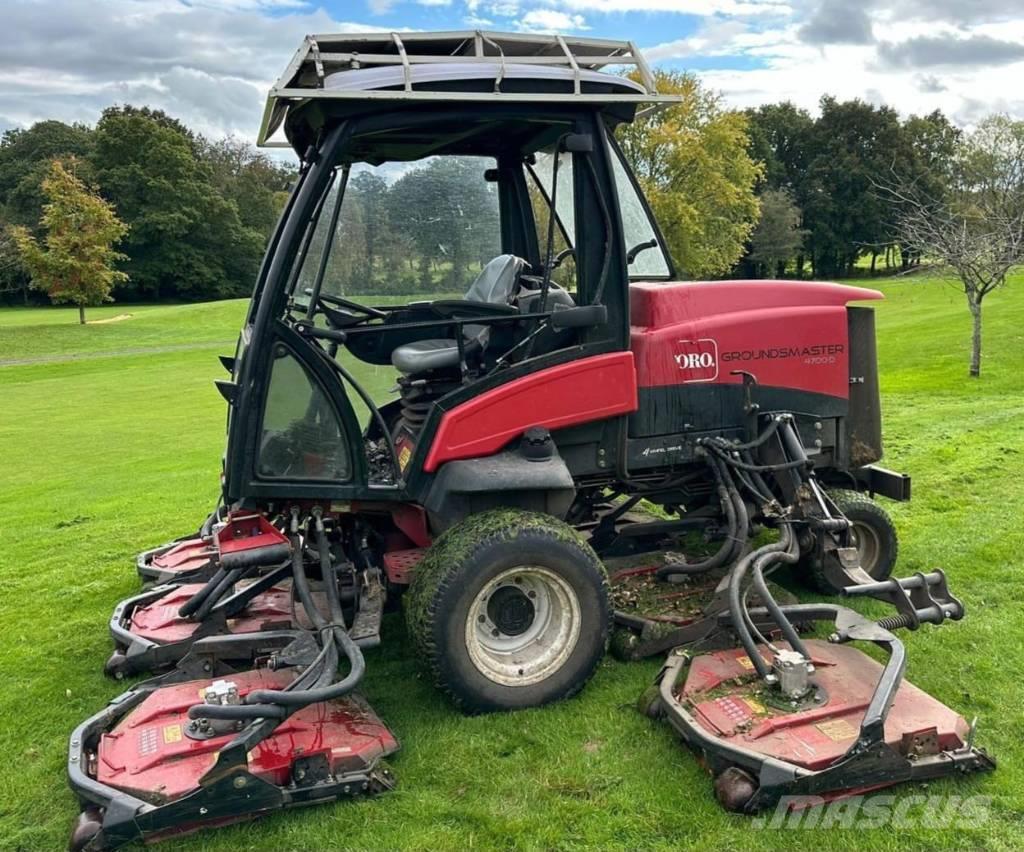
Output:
[
  {"xmin": 12, "ymin": 158, "xmax": 128, "ymax": 323},
  {"xmin": 92, "ymin": 106, "xmax": 263, "ymax": 301},
  {"xmin": 884, "ymin": 115, "xmax": 1024, "ymax": 377},
  {"xmin": 748, "ymin": 189, "xmax": 807, "ymax": 277},
  {"xmin": 799, "ymin": 97, "xmax": 906, "ymax": 277},
  {"xmin": 198, "ymin": 136, "xmax": 294, "ymax": 236},
  {"xmin": 618, "ymin": 71, "xmax": 762, "ymax": 278},
  {"xmin": 349, "ymin": 170, "xmax": 390, "ymax": 283},
  {"xmin": 744, "ymin": 103, "xmax": 816, "ymax": 275}
]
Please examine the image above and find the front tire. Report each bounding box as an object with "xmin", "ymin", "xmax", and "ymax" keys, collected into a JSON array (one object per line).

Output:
[{"xmin": 405, "ymin": 509, "xmax": 610, "ymax": 713}]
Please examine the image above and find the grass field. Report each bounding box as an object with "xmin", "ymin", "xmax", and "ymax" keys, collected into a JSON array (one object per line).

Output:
[{"xmin": 1, "ymin": 276, "xmax": 1022, "ymax": 851}]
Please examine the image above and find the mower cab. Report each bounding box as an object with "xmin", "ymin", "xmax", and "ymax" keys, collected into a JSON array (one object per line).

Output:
[{"xmin": 69, "ymin": 30, "xmax": 991, "ymax": 850}]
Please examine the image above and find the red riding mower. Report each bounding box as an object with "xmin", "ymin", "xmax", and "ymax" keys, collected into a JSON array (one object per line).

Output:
[{"xmin": 67, "ymin": 31, "xmax": 993, "ymax": 850}]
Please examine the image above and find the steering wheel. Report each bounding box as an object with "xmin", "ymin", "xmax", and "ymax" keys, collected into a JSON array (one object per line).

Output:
[{"xmin": 314, "ymin": 290, "xmax": 389, "ymax": 319}]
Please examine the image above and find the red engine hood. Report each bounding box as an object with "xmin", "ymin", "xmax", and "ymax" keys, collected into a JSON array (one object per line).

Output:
[{"xmin": 630, "ymin": 280, "xmax": 883, "ymax": 329}]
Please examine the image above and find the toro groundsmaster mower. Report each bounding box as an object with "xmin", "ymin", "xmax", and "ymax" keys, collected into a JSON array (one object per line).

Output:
[{"xmin": 68, "ymin": 31, "xmax": 993, "ymax": 850}]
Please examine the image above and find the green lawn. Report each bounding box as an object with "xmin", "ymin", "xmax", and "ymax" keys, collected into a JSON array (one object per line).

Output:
[{"xmin": 0, "ymin": 277, "xmax": 1022, "ymax": 850}]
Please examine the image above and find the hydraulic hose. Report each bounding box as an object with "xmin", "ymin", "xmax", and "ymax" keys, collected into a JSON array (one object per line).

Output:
[
  {"xmin": 188, "ymin": 702, "xmax": 285, "ymax": 721},
  {"xmin": 177, "ymin": 566, "xmax": 227, "ymax": 618},
  {"xmin": 242, "ymin": 522, "xmax": 365, "ymax": 708},
  {"xmin": 727, "ymin": 536, "xmax": 791, "ymax": 679},
  {"xmin": 191, "ymin": 566, "xmax": 247, "ymax": 622},
  {"xmin": 656, "ymin": 455, "xmax": 739, "ymax": 579},
  {"xmin": 246, "ymin": 628, "xmax": 365, "ymax": 707},
  {"xmin": 749, "ymin": 525, "xmax": 810, "ymax": 660}
]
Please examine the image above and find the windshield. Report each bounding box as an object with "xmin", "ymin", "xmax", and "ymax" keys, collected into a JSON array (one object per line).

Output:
[
  {"xmin": 609, "ymin": 140, "xmax": 673, "ymax": 279},
  {"xmin": 289, "ymin": 155, "xmax": 502, "ymax": 306}
]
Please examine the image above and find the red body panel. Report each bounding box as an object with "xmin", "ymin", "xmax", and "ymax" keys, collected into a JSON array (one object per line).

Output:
[
  {"xmin": 216, "ymin": 512, "xmax": 289, "ymax": 559},
  {"xmin": 680, "ymin": 640, "xmax": 970, "ymax": 772},
  {"xmin": 630, "ymin": 281, "xmax": 883, "ymax": 399},
  {"xmin": 96, "ymin": 670, "xmax": 398, "ymax": 802},
  {"xmin": 423, "ymin": 352, "xmax": 638, "ymax": 472},
  {"xmin": 128, "ymin": 582, "xmax": 318, "ymax": 644}
]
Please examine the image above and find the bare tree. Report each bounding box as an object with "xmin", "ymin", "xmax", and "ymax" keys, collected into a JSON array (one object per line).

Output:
[{"xmin": 883, "ymin": 116, "xmax": 1024, "ymax": 377}]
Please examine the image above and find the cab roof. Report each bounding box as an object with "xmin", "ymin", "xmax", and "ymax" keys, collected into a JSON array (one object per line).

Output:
[{"xmin": 258, "ymin": 30, "xmax": 681, "ymax": 152}]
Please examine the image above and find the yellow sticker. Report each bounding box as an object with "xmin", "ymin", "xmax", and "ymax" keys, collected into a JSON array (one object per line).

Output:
[
  {"xmin": 330, "ymin": 501, "xmax": 351, "ymax": 513},
  {"xmin": 743, "ymin": 697, "xmax": 767, "ymax": 715},
  {"xmin": 816, "ymin": 719, "xmax": 858, "ymax": 742},
  {"xmin": 736, "ymin": 654, "xmax": 769, "ymax": 671},
  {"xmin": 163, "ymin": 724, "xmax": 183, "ymax": 744},
  {"xmin": 398, "ymin": 445, "xmax": 412, "ymax": 471}
]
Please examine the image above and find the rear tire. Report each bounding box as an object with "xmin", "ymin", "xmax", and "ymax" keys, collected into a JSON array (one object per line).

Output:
[
  {"xmin": 804, "ymin": 489, "xmax": 898, "ymax": 593},
  {"xmin": 405, "ymin": 509, "xmax": 610, "ymax": 713}
]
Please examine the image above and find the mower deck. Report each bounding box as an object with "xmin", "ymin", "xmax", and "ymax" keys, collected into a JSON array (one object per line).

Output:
[
  {"xmin": 69, "ymin": 668, "xmax": 398, "ymax": 849},
  {"xmin": 649, "ymin": 604, "xmax": 995, "ymax": 813},
  {"xmin": 137, "ymin": 537, "xmax": 217, "ymax": 585},
  {"xmin": 681, "ymin": 640, "xmax": 970, "ymax": 772},
  {"xmin": 106, "ymin": 578, "xmax": 324, "ymax": 678}
]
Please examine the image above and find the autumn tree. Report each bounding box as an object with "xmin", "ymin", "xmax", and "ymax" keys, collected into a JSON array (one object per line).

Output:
[
  {"xmin": 12, "ymin": 158, "xmax": 128, "ymax": 323},
  {"xmin": 617, "ymin": 71, "xmax": 761, "ymax": 278}
]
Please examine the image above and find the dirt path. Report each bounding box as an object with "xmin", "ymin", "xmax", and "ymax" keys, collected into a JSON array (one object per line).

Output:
[{"xmin": 0, "ymin": 341, "xmax": 228, "ymax": 368}]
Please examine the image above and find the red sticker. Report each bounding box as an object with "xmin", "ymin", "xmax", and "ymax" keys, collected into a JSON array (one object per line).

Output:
[{"xmin": 672, "ymin": 338, "xmax": 719, "ymax": 383}]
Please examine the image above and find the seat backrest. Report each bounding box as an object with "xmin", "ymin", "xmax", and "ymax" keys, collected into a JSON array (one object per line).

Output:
[{"xmin": 464, "ymin": 255, "xmax": 526, "ymax": 305}]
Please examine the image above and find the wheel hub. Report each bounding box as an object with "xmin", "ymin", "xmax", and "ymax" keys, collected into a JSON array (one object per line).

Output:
[
  {"xmin": 487, "ymin": 586, "xmax": 536, "ymax": 637},
  {"xmin": 465, "ymin": 566, "xmax": 582, "ymax": 687},
  {"xmin": 850, "ymin": 520, "xmax": 881, "ymax": 575}
]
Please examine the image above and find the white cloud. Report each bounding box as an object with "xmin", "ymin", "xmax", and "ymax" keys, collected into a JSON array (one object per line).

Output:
[
  {"xmin": 538, "ymin": 0, "xmax": 790, "ymax": 16},
  {"xmin": 0, "ymin": 0, "xmax": 393, "ymax": 144},
  {"xmin": 517, "ymin": 9, "xmax": 589, "ymax": 31}
]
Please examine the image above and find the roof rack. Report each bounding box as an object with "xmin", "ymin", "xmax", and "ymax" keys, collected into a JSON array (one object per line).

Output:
[{"xmin": 257, "ymin": 30, "xmax": 680, "ymax": 147}]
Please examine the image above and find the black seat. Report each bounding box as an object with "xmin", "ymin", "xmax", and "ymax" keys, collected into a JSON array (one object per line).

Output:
[{"xmin": 390, "ymin": 254, "xmax": 526, "ymax": 374}]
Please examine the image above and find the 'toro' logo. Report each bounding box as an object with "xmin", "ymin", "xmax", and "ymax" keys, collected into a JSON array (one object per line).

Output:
[{"xmin": 673, "ymin": 338, "xmax": 718, "ymax": 382}]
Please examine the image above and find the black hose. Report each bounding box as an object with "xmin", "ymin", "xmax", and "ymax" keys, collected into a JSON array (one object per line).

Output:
[
  {"xmin": 749, "ymin": 525, "xmax": 811, "ymax": 659},
  {"xmin": 177, "ymin": 566, "xmax": 227, "ymax": 618},
  {"xmin": 247, "ymin": 628, "xmax": 365, "ymax": 707},
  {"xmin": 727, "ymin": 537, "xmax": 790, "ymax": 680},
  {"xmin": 656, "ymin": 455, "xmax": 738, "ymax": 579},
  {"xmin": 192, "ymin": 567, "xmax": 247, "ymax": 622},
  {"xmin": 243, "ymin": 522, "xmax": 365, "ymax": 708},
  {"xmin": 187, "ymin": 703, "xmax": 285, "ymax": 721},
  {"xmin": 720, "ymin": 415, "xmax": 785, "ymax": 452},
  {"xmin": 703, "ymin": 444, "xmax": 810, "ymax": 473},
  {"xmin": 741, "ymin": 450, "xmax": 774, "ymax": 501}
]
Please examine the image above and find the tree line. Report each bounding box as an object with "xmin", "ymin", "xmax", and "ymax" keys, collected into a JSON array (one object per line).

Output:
[
  {"xmin": 0, "ymin": 107, "xmax": 293, "ymax": 306},
  {"xmin": 738, "ymin": 97, "xmax": 962, "ymax": 280},
  {"xmin": 3, "ymin": 86, "xmax": 1021, "ymax": 376}
]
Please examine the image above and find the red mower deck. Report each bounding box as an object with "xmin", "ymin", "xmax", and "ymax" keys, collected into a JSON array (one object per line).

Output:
[
  {"xmin": 95, "ymin": 669, "xmax": 396, "ymax": 802},
  {"xmin": 137, "ymin": 537, "xmax": 218, "ymax": 585},
  {"xmin": 105, "ymin": 577, "xmax": 326, "ymax": 678},
  {"xmin": 682, "ymin": 639, "xmax": 970, "ymax": 773},
  {"xmin": 69, "ymin": 664, "xmax": 398, "ymax": 850}
]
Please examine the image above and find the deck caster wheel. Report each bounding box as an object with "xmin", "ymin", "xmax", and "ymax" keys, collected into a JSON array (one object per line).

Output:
[
  {"xmin": 636, "ymin": 683, "xmax": 662, "ymax": 719},
  {"xmin": 69, "ymin": 807, "xmax": 104, "ymax": 852},
  {"xmin": 103, "ymin": 651, "xmax": 128, "ymax": 679},
  {"xmin": 713, "ymin": 766, "xmax": 758, "ymax": 813},
  {"xmin": 609, "ymin": 627, "xmax": 641, "ymax": 661},
  {"xmin": 406, "ymin": 509, "xmax": 610, "ymax": 713}
]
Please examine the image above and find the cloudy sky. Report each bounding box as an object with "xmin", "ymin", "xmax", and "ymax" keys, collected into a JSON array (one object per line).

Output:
[{"xmin": 5, "ymin": 0, "xmax": 1024, "ymax": 155}]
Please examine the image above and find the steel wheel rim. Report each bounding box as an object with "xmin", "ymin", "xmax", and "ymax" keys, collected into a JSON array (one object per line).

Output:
[
  {"xmin": 465, "ymin": 566, "xmax": 581, "ymax": 686},
  {"xmin": 850, "ymin": 521, "xmax": 881, "ymax": 575}
]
